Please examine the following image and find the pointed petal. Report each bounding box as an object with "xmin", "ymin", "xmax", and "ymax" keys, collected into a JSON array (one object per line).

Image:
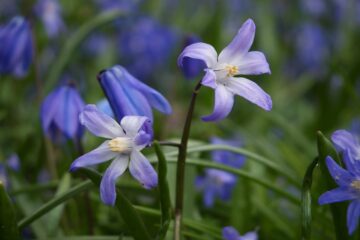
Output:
[
  {"xmin": 177, "ymin": 42, "xmax": 218, "ymax": 68},
  {"xmin": 347, "ymin": 201, "xmax": 360, "ymax": 235},
  {"xmin": 222, "ymin": 226, "xmax": 240, "ymax": 240},
  {"xmin": 218, "ymin": 19, "xmax": 256, "ymax": 63},
  {"xmin": 120, "ymin": 116, "xmax": 151, "ymax": 137},
  {"xmin": 325, "ymin": 156, "xmax": 353, "ymax": 186},
  {"xmin": 79, "ymin": 104, "xmax": 124, "ymax": 139},
  {"xmin": 41, "ymin": 87, "xmax": 62, "ymax": 135},
  {"xmin": 342, "ymin": 150, "xmax": 360, "ymax": 176},
  {"xmin": 116, "ymin": 66, "xmax": 172, "ymax": 114},
  {"xmin": 318, "ymin": 187, "xmax": 357, "ymax": 205},
  {"xmin": 237, "ymin": 51, "xmax": 271, "ymax": 75},
  {"xmin": 100, "ymin": 155, "xmax": 129, "ymax": 206},
  {"xmin": 202, "ymin": 85, "xmax": 234, "ymax": 122},
  {"xmin": 129, "ymin": 150, "xmax": 158, "ymax": 189},
  {"xmin": 201, "ymin": 69, "xmax": 217, "ymax": 89},
  {"xmin": 227, "ymin": 77, "xmax": 272, "ymax": 111},
  {"xmin": 241, "ymin": 231, "xmax": 258, "ymax": 240},
  {"xmin": 70, "ymin": 141, "xmax": 116, "ymax": 171},
  {"xmin": 331, "ymin": 130, "xmax": 360, "ymax": 158}
]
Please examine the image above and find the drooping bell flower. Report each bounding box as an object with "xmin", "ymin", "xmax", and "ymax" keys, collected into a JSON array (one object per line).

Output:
[
  {"xmin": 178, "ymin": 19, "xmax": 272, "ymax": 122},
  {"xmin": 222, "ymin": 226, "xmax": 258, "ymax": 240},
  {"xmin": 318, "ymin": 151, "xmax": 360, "ymax": 235},
  {"xmin": 34, "ymin": 0, "xmax": 65, "ymax": 38},
  {"xmin": 98, "ymin": 65, "xmax": 172, "ymax": 121},
  {"xmin": 0, "ymin": 16, "xmax": 34, "ymax": 78},
  {"xmin": 211, "ymin": 137, "xmax": 246, "ymax": 168},
  {"xmin": 195, "ymin": 169, "xmax": 237, "ymax": 207},
  {"xmin": 180, "ymin": 35, "xmax": 206, "ymax": 79},
  {"xmin": 40, "ymin": 83, "xmax": 85, "ymax": 142},
  {"xmin": 70, "ymin": 105, "xmax": 157, "ymax": 205}
]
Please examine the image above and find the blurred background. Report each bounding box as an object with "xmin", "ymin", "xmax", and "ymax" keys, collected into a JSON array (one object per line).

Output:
[{"xmin": 1, "ymin": 0, "xmax": 360, "ymax": 239}]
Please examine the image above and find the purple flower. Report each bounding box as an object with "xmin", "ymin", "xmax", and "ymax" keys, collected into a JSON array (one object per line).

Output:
[
  {"xmin": 34, "ymin": 0, "xmax": 65, "ymax": 38},
  {"xmin": 40, "ymin": 83, "xmax": 85, "ymax": 142},
  {"xmin": 98, "ymin": 65, "xmax": 172, "ymax": 122},
  {"xmin": 6, "ymin": 154, "xmax": 20, "ymax": 172},
  {"xmin": 0, "ymin": 16, "xmax": 33, "ymax": 78},
  {"xmin": 180, "ymin": 35, "xmax": 206, "ymax": 79},
  {"xmin": 222, "ymin": 226, "xmax": 258, "ymax": 240},
  {"xmin": 195, "ymin": 169, "xmax": 237, "ymax": 207},
  {"xmin": 178, "ymin": 19, "xmax": 272, "ymax": 121},
  {"xmin": 70, "ymin": 105, "xmax": 157, "ymax": 205},
  {"xmin": 211, "ymin": 137, "xmax": 246, "ymax": 168},
  {"xmin": 318, "ymin": 152, "xmax": 360, "ymax": 235},
  {"xmin": 331, "ymin": 130, "xmax": 360, "ymax": 161}
]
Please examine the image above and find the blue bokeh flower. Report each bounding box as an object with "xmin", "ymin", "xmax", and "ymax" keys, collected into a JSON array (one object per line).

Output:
[
  {"xmin": 211, "ymin": 137, "xmax": 246, "ymax": 168},
  {"xmin": 222, "ymin": 226, "xmax": 258, "ymax": 240},
  {"xmin": 0, "ymin": 16, "xmax": 33, "ymax": 78},
  {"xmin": 331, "ymin": 130, "xmax": 360, "ymax": 161},
  {"xmin": 98, "ymin": 65, "xmax": 172, "ymax": 121},
  {"xmin": 34, "ymin": 0, "xmax": 65, "ymax": 38},
  {"xmin": 40, "ymin": 83, "xmax": 85, "ymax": 142},
  {"xmin": 178, "ymin": 19, "xmax": 272, "ymax": 121},
  {"xmin": 70, "ymin": 105, "xmax": 157, "ymax": 205}
]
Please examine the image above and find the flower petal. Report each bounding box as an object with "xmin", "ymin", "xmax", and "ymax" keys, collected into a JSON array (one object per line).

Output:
[
  {"xmin": 347, "ymin": 200, "xmax": 360, "ymax": 235},
  {"xmin": 218, "ymin": 19, "xmax": 256, "ymax": 63},
  {"xmin": 69, "ymin": 141, "xmax": 116, "ymax": 171},
  {"xmin": 120, "ymin": 116, "xmax": 151, "ymax": 137},
  {"xmin": 201, "ymin": 85, "xmax": 234, "ymax": 122},
  {"xmin": 241, "ymin": 231, "xmax": 258, "ymax": 240},
  {"xmin": 201, "ymin": 69, "xmax": 217, "ymax": 89},
  {"xmin": 203, "ymin": 185, "xmax": 216, "ymax": 207},
  {"xmin": 79, "ymin": 104, "xmax": 124, "ymax": 139},
  {"xmin": 222, "ymin": 226, "xmax": 240, "ymax": 240},
  {"xmin": 177, "ymin": 42, "xmax": 218, "ymax": 68},
  {"xmin": 331, "ymin": 130, "xmax": 360, "ymax": 159},
  {"xmin": 318, "ymin": 187, "xmax": 357, "ymax": 205},
  {"xmin": 343, "ymin": 150, "xmax": 360, "ymax": 176},
  {"xmin": 100, "ymin": 155, "xmax": 129, "ymax": 206},
  {"xmin": 226, "ymin": 77, "xmax": 272, "ymax": 111},
  {"xmin": 129, "ymin": 150, "xmax": 158, "ymax": 189},
  {"xmin": 237, "ymin": 51, "xmax": 271, "ymax": 75},
  {"xmin": 325, "ymin": 156, "xmax": 353, "ymax": 186}
]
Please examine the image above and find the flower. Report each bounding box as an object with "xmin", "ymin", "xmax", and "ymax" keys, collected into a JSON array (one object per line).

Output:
[
  {"xmin": 318, "ymin": 152, "xmax": 360, "ymax": 235},
  {"xmin": 40, "ymin": 83, "xmax": 85, "ymax": 142},
  {"xmin": 180, "ymin": 35, "xmax": 206, "ymax": 79},
  {"xmin": 211, "ymin": 137, "xmax": 246, "ymax": 168},
  {"xmin": 0, "ymin": 16, "xmax": 33, "ymax": 78},
  {"xmin": 96, "ymin": 98, "xmax": 114, "ymax": 118},
  {"xmin": 34, "ymin": 0, "xmax": 65, "ymax": 38},
  {"xmin": 222, "ymin": 226, "xmax": 258, "ymax": 240},
  {"xmin": 178, "ymin": 18, "xmax": 272, "ymax": 121},
  {"xmin": 195, "ymin": 169, "xmax": 237, "ymax": 207},
  {"xmin": 98, "ymin": 65, "xmax": 172, "ymax": 121},
  {"xmin": 331, "ymin": 130, "xmax": 360, "ymax": 161},
  {"xmin": 70, "ymin": 105, "xmax": 157, "ymax": 205}
]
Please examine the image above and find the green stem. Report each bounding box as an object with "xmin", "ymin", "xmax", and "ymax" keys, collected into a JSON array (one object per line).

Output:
[
  {"xmin": 174, "ymin": 79, "xmax": 202, "ymax": 240},
  {"xmin": 45, "ymin": 10, "xmax": 125, "ymax": 92},
  {"xmin": 18, "ymin": 180, "xmax": 93, "ymax": 229}
]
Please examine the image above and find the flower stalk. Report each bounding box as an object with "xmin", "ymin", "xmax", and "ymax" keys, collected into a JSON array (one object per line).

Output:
[{"xmin": 174, "ymin": 79, "xmax": 202, "ymax": 240}]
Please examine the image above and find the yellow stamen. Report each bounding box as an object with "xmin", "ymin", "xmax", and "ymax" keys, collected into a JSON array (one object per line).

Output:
[
  {"xmin": 351, "ymin": 180, "xmax": 360, "ymax": 190},
  {"xmin": 225, "ymin": 65, "xmax": 239, "ymax": 77},
  {"xmin": 108, "ymin": 137, "xmax": 132, "ymax": 153}
]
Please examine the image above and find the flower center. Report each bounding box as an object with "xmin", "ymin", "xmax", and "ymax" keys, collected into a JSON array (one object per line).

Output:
[
  {"xmin": 351, "ymin": 180, "xmax": 360, "ymax": 190},
  {"xmin": 108, "ymin": 137, "xmax": 133, "ymax": 153},
  {"xmin": 225, "ymin": 65, "xmax": 238, "ymax": 77}
]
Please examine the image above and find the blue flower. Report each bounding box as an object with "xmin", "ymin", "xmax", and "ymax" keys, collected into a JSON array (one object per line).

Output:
[
  {"xmin": 318, "ymin": 152, "xmax": 360, "ymax": 235},
  {"xmin": 180, "ymin": 35, "xmax": 206, "ymax": 79},
  {"xmin": 6, "ymin": 154, "xmax": 20, "ymax": 172},
  {"xmin": 34, "ymin": 0, "xmax": 65, "ymax": 38},
  {"xmin": 96, "ymin": 98, "xmax": 114, "ymax": 118},
  {"xmin": 178, "ymin": 19, "xmax": 272, "ymax": 121},
  {"xmin": 70, "ymin": 105, "xmax": 157, "ymax": 205},
  {"xmin": 0, "ymin": 164, "xmax": 8, "ymax": 189},
  {"xmin": 40, "ymin": 83, "xmax": 85, "ymax": 142},
  {"xmin": 222, "ymin": 226, "xmax": 258, "ymax": 240},
  {"xmin": 95, "ymin": 0, "xmax": 140, "ymax": 12},
  {"xmin": 211, "ymin": 137, "xmax": 246, "ymax": 168},
  {"xmin": 0, "ymin": 154, "xmax": 21, "ymax": 189},
  {"xmin": 195, "ymin": 169, "xmax": 237, "ymax": 207},
  {"xmin": 331, "ymin": 130, "xmax": 360, "ymax": 161},
  {"xmin": 0, "ymin": 16, "xmax": 33, "ymax": 78},
  {"xmin": 97, "ymin": 65, "xmax": 172, "ymax": 121}
]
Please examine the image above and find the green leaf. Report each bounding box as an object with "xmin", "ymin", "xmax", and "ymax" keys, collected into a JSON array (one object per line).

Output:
[
  {"xmin": 317, "ymin": 131, "xmax": 348, "ymax": 240},
  {"xmin": 0, "ymin": 182, "xmax": 20, "ymax": 240},
  {"xmin": 153, "ymin": 141, "xmax": 172, "ymax": 239},
  {"xmin": 301, "ymin": 157, "xmax": 319, "ymax": 240},
  {"xmin": 78, "ymin": 168, "xmax": 152, "ymax": 240},
  {"xmin": 18, "ymin": 180, "xmax": 93, "ymax": 229}
]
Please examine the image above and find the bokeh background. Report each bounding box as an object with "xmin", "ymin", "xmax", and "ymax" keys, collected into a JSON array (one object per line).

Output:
[{"xmin": 1, "ymin": 0, "xmax": 360, "ymax": 239}]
